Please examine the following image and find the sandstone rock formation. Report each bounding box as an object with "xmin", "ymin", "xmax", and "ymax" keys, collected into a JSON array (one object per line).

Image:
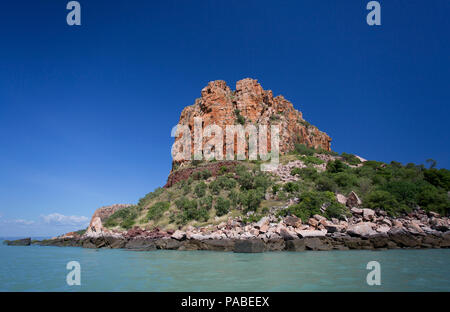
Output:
[
  {"xmin": 85, "ymin": 204, "xmax": 132, "ymax": 237},
  {"xmin": 172, "ymin": 78, "xmax": 331, "ymax": 170}
]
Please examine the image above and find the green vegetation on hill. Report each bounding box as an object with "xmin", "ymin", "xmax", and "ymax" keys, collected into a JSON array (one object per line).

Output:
[
  {"xmin": 102, "ymin": 144, "xmax": 449, "ymax": 230},
  {"xmin": 288, "ymin": 157, "xmax": 449, "ymax": 217}
]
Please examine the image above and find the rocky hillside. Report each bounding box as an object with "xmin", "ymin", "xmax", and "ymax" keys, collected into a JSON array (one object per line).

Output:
[{"xmin": 65, "ymin": 78, "xmax": 449, "ymax": 247}]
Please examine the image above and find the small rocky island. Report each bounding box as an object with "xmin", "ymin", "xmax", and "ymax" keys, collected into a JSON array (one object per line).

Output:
[{"xmin": 6, "ymin": 79, "xmax": 450, "ymax": 252}]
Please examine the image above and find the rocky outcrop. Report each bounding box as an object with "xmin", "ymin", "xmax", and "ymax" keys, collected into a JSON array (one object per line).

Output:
[
  {"xmin": 20, "ymin": 206, "xmax": 450, "ymax": 252},
  {"xmin": 171, "ymin": 78, "xmax": 331, "ymax": 172},
  {"xmin": 5, "ymin": 237, "xmax": 31, "ymax": 246},
  {"xmin": 85, "ymin": 204, "xmax": 132, "ymax": 237},
  {"xmin": 234, "ymin": 239, "xmax": 265, "ymax": 253}
]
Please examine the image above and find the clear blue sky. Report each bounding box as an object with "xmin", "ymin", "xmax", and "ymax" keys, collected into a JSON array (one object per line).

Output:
[{"xmin": 0, "ymin": 1, "xmax": 449, "ymax": 236}]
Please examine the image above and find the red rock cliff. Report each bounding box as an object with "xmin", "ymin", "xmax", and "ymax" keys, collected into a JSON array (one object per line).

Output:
[{"xmin": 172, "ymin": 78, "xmax": 331, "ymax": 168}]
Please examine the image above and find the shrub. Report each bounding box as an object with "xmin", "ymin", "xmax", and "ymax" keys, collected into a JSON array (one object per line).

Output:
[
  {"xmin": 287, "ymin": 203, "xmax": 316, "ymax": 222},
  {"xmin": 364, "ymin": 190, "xmax": 400, "ymax": 216},
  {"xmin": 341, "ymin": 152, "xmax": 361, "ymax": 165},
  {"xmin": 235, "ymin": 109, "xmax": 245, "ymax": 125},
  {"xmin": 294, "ymin": 167, "xmax": 319, "ymax": 181},
  {"xmin": 239, "ymin": 189, "xmax": 264, "ymax": 212},
  {"xmin": 416, "ymin": 184, "xmax": 449, "ymax": 215},
  {"xmin": 424, "ymin": 168, "xmax": 450, "ymax": 190},
  {"xmin": 291, "ymin": 167, "xmax": 302, "ymax": 176},
  {"xmin": 194, "ymin": 182, "xmax": 207, "ymax": 197},
  {"xmin": 193, "ymin": 169, "xmax": 212, "ymax": 180},
  {"xmin": 298, "ymin": 155, "xmax": 325, "ymax": 165},
  {"xmin": 216, "ymin": 175, "xmax": 237, "ymax": 190},
  {"xmin": 333, "ymin": 172, "xmax": 359, "ymax": 188},
  {"xmin": 327, "ymin": 160, "xmax": 349, "ymax": 173},
  {"xmin": 196, "ymin": 208, "xmax": 210, "ymax": 222},
  {"xmin": 287, "ymin": 191, "xmax": 347, "ymax": 221},
  {"xmin": 242, "ymin": 213, "xmax": 264, "ymax": 224},
  {"xmin": 237, "ymin": 171, "xmax": 254, "ymax": 190},
  {"xmin": 219, "ymin": 166, "xmax": 228, "ymax": 175},
  {"xmin": 75, "ymin": 228, "xmax": 87, "ymax": 236},
  {"xmin": 146, "ymin": 201, "xmax": 170, "ymax": 221},
  {"xmin": 199, "ymin": 195, "xmax": 213, "ymax": 210},
  {"xmin": 182, "ymin": 183, "xmax": 191, "ymax": 195},
  {"xmin": 380, "ymin": 181, "xmax": 418, "ymax": 208},
  {"xmin": 175, "ymin": 197, "xmax": 203, "ymax": 223},
  {"xmin": 137, "ymin": 187, "xmax": 164, "ymax": 210},
  {"xmin": 272, "ymin": 184, "xmax": 281, "ymax": 194},
  {"xmin": 326, "ymin": 201, "xmax": 350, "ymax": 219},
  {"xmin": 229, "ymin": 189, "xmax": 240, "ymax": 206},
  {"xmin": 215, "ymin": 197, "xmax": 231, "ymax": 216},
  {"xmin": 293, "ymin": 143, "xmax": 315, "ymax": 156},
  {"xmin": 121, "ymin": 218, "xmax": 136, "ymax": 230},
  {"xmin": 283, "ymin": 182, "xmax": 300, "ymax": 193},
  {"xmin": 277, "ymin": 190, "xmax": 288, "ymax": 201},
  {"xmin": 104, "ymin": 205, "xmax": 138, "ymax": 229},
  {"xmin": 175, "ymin": 197, "xmax": 197, "ymax": 210},
  {"xmin": 357, "ymin": 177, "xmax": 373, "ymax": 194},
  {"xmin": 316, "ymin": 176, "xmax": 337, "ymax": 192},
  {"xmin": 254, "ymin": 173, "xmax": 272, "ymax": 190},
  {"xmin": 209, "ymin": 179, "xmax": 221, "ymax": 195}
]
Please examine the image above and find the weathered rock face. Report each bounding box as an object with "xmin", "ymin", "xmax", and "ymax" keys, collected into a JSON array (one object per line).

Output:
[
  {"xmin": 85, "ymin": 204, "xmax": 131, "ymax": 237},
  {"xmin": 172, "ymin": 78, "xmax": 331, "ymax": 169}
]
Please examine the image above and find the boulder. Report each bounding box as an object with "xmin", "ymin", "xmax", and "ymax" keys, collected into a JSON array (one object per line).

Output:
[
  {"xmin": 347, "ymin": 222, "xmax": 377, "ymax": 237},
  {"xmin": 233, "ymin": 239, "xmax": 265, "ymax": 253},
  {"xmin": 430, "ymin": 218, "xmax": 449, "ymax": 232},
  {"xmin": 362, "ymin": 208, "xmax": 375, "ymax": 221},
  {"xmin": 406, "ymin": 222, "xmax": 424, "ymax": 235},
  {"xmin": 279, "ymin": 228, "xmax": 297, "ymax": 241},
  {"xmin": 336, "ymin": 193, "xmax": 347, "ymax": 205},
  {"xmin": 255, "ymin": 216, "xmax": 270, "ymax": 229},
  {"xmin": 296, "ymin": 230, "xmax": 327, "ymax": 238},
  {"xmin": 388, "ymin": 227, "xmax": 420, "ymax": 248},
  {"xmin": 313, "ymin": 214, "xmax": 327, "ymax": 222},
  {"xmin": 323, "ymin": 221, "xmax": 343, "ymax": 233},
  {"xmin": 428, "ymin": 211, "xmax": 441, "ymax": 218},
  {"xmin": 375, "ymin": 225, "xmax": 391, "ymax": 233},
  {"xmin": 346, "ymin": 191, "xmax": 362, "ymax": 208},
  {"xmin": 171, "ymin": 230, "xmax": 186, "ymax": 240},
  {"xmin": 308, "ymin": 218, "xmax": 319, "ymax": 227},
  {"xmin": 258, "ymin": 224, "xmax": 269, "ymax": 233},
  {"xmin": 392, "ymin": 220, "xmax": 403, "ymax": 228},
  {"xmin": 350, "ymin": 207, "xmax": 363, "ymax": 215},
  {"xmin": 284, "ymin": 216, "xmax": 302, "ymax": 228}
]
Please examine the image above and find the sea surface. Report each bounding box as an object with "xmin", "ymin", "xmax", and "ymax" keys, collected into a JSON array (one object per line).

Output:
[{"xmin": 0, "ymin": 240, "xmax": 449, "ymax": 291}]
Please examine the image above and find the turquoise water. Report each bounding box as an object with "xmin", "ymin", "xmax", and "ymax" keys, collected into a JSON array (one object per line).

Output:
[{"xmin": 0, "ymin": 240, "xmax": 449, "ymax": 291}]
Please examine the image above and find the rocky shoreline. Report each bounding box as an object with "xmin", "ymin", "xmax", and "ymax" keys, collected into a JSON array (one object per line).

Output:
[
  {"xmin": 25, "ymin": 229, "xmax": 450, "ymax": 252},
  {"xmin": 5, "ymin": 207, "xmax": 450, "ymax": 252}
]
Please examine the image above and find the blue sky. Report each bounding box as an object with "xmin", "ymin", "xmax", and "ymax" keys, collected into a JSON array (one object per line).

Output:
[{"xmin": 0, "ymin": 1, "xmax": 449, "ymax": 236}]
